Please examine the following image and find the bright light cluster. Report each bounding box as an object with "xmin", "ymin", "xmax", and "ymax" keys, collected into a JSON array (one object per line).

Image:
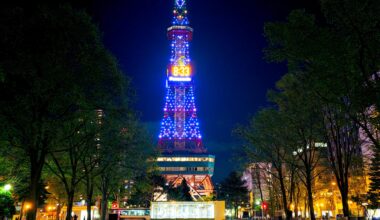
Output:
[
  {"xmin": 151, "ymin": 202, "xmax": 214, "ymax": 219},
  {"xmin": 169, "ymin": 76, "xmax": 191, "ymax": 82},
  {"xmin": 158, "ymin": 0, "xmax": 205, "ymax": 153},
  {"xmin": 172, "ymin": 65, "xmax": 191, "ymax": 77},
  {"xmin": 158, "ymin": 166, "xmax": 214, "ymax": 172},
  {"xmin": 169, "ymin": 41, "xmax": 191, "ymax": 80},
  {"xmin": 157, "ymin": 156, "xmax": 215, "ymax": 162},
  {"xmin": 169, "ymin": 2, "xmax": 192, "ymax": 80},
  {"xmin": 158, "ymin": 86, "xmax": 201, "ymax": 140},
  {"xmin": 172, "ymin": 0, "xmax": 189, "ymax": 26}
]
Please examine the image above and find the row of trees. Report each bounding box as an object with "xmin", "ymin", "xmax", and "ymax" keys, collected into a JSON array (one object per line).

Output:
[
  {"xmin": 0, "ymin": 3, "xmax": 155, "ymax": 220},
  {"xmin": 237, "ymin": 0, "xmax": 379, "ymax": 219},
  {"xmin": 218, "ymin": 171, "xmax": 249, "ymax": 218}
]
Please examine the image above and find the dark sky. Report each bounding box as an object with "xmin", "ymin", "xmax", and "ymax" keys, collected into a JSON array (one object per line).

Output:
[{"xmin": 83, "ymin": 0, "xmax": 319, "ymax": 182}]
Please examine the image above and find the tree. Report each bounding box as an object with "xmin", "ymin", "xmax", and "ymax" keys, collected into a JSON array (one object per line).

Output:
[
  {"xmin": 320, "ymin": 0, "xmax": 380, "ymax": 150},
  {"xmin": 0, "ymin": 193, "xmax": 15, "ymax": 220},
  {"xmin": 0, "ymin": 66, "xmax": 4, "ymax": 83},
  {"xmin": 323, "ymin": 105, "xmax": 362, "ymax": 216},
  {"xmin": 263, "ymin": 6, "xmax": 378, "ymax": 216},
  {"xmin": 167, "ymin": 179, "xmax": 193, "ymax": 202},
  {"xmin": 128, "ymin": 174, "xmax": 166, "ymax": 207},
  {"xmin": 45, "ymin": 177, "xmax": 67, "ymax": 220},
  {"xmin": 368, "ymin": 147, "xmax": 380, "ymax": 209},
  {"xmin": 45, "ymin": 111, "xmax": 99, "ymax": 220},
  {"xmin": 218, "ymin": 171, "xmax": 249, "ymax": 218},
  {"xmin": 81, "ymin": 136, "xmax": 102, "ymax": 220},
  {"xmin": 236, "ymin": 109, "xmax": 296, "ymax": 220},
  {"xmin": 96, "ymin": 121, "xmax": 154, "ymax": 220},
  {"xmin": 272, "ymin": 73, "xmax": 326, "ymax": 220},
  {"xmin": 0, "ymin": 4, "xmax": 131, "ymax": 220}
]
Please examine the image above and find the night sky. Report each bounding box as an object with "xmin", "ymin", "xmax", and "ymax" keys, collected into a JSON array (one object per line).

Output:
[{"xmin": 83, "ymin": 0, "xmax": 319, "ymax": 182}]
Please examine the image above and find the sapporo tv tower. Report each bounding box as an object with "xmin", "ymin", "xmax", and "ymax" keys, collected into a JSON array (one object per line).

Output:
[{"xmin": 156, "ymin": 0, "xmax": 215, "ymax": 200}]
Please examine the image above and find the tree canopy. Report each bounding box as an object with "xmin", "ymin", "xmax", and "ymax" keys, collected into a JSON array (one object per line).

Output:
[{"xmin": 0, "ymin": 3, "xmax": 154, "ymax": 220}]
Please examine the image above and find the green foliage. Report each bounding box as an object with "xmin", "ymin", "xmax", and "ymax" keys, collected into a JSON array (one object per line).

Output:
[
  {"xmin": 0, "ymin": 3, "xmax": 137, "ymax": 220},
  {"xmin": 0, "ymin": 66, "xmax": 4, "ymax": 82},
  {"xmin": 128, "ymin": 174, "xmax": 166, "ymax": 207},
  {"xmin": 237, "ymin": 76, "xmax": 323, "ymax": 220},
  {"xmin": 218, "ymin": 171, "xmax": 248, "ymax": 212},
  {"xmin": 260, "ymin": 1, "xmax": 380, "ymax": 217},
  {"xmin": 0, "ymin": 193, "xmax": 15, "ymax": 218}
]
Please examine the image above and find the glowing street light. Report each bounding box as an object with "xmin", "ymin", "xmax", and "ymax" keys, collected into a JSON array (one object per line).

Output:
[
  {"xmin": 3, "ymin": 184, "xmax": 11, "ymax": 191},
  {"xmin": 25, "ymin": 203, "xmax": 31, "ymax": 210}
]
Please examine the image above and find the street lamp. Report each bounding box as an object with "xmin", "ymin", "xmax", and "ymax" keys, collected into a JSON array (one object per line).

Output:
[
  {"xmin": 25, "ymin": 204, "xmax": 31, "ymax": 210},
  {"xmin": 4, "ymin": 184, "xmax": 12, "ymax": 191}
]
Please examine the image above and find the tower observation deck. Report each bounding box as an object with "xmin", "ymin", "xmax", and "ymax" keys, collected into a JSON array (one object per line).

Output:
[{"xmin": 156, "ymin": 0, "xmax": 215, "ymax": 200}]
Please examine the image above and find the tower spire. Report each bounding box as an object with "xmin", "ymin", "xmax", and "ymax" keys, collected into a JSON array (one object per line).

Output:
[
  {"xmin": 158, "ymin": 0, "xmax": 203, "ymax": 153},
  {"xmin": 172, "ymin": 0, "xmax": 189, "ymax": 26}
]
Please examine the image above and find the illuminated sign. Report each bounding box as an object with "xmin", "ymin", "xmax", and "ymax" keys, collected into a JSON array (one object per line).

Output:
[
  {"xmin": 171, "ymin": 65, "xmax": 191, "ymax": 77},
  {"xmin": 169, "ymin": 56, "xmax": 192, "ymax": 81},
  {"xmin": 151, "ymin": 201, "xmax": 225, "ymax": 220},
  {"xmin": 169, "ymin": 76, "xmax": 191, "ymax": 82}
]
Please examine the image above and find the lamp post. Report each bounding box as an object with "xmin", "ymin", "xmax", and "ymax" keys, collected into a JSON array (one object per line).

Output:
[
  {"xmin": 25, "ymin": 203, "xmax": 31, "ymax": 219},
  {"xmin": 4, "ymin": 184, "xmax": 12, "ymax": 191}
]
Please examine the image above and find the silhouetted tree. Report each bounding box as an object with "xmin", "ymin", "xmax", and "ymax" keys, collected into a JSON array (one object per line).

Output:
[
  {"xmin": 0, "ymin": 192, "xmax": 15, "ymax": 220},
  {"xmin": 0, "ymin": 4, "xmax": 133, "ymax": 220},
  {"xmin": 262, "ymin": 1, "xmax": 380, "ymax": 215},
  {"xmin": 218, "ymin": 171, "xmax": 248, "ymax": 218},
  {"xmin": 168, "ymin": 179, "xmax": 193, "ymax": 201},
  {"xmin": 236, "ymin": 109, "xmax": 297, "ymax": 220},
  {"xmin": 368, "ymin": 147, "xmax": 380, "ymax": 209}
]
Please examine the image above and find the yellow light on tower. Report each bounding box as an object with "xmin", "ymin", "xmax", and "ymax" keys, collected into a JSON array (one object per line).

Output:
[{"xmin": 171, "ymin": 65, "xmax": 191, "ymax": 77}]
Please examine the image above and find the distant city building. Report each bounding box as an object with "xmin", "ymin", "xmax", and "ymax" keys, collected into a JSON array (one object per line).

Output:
[{"xmin": 243, "ymin": 163, "xmax": 272, "ymax": 204}]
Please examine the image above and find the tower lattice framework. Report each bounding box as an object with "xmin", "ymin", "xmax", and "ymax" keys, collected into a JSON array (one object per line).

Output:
[{"xmin": 156, "ymin": 0, "xmax": 214, "ymax": 200}]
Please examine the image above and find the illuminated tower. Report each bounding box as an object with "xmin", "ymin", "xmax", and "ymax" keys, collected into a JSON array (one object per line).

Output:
[{"xmin": 156, "ymin": 0, "xmax": 214, "ymax": 200}]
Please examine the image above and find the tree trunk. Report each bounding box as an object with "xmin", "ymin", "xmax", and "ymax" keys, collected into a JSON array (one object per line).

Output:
[
  {"xmin": 20, "ymin": 199, "xmax": 25, "ymax": 220},
  {"xmin": 304, "ymin": 197, "xmax": 308, "ymax": 218},
  {"xmin": 306, "ymin": 174, "xmax": 315, "ymax": 220},
  {"xmin": 255, "ymin": 169, "xmax": 265, "ymax": 218},
  {"xmin": 255, "ymin": 168, "xmax": 264, "ymax": 202},
  {"xmin": 278, "ymin": 168, "xmax": 292, "ymax": 220},
  {"xmin": 86, "ymin": 199, "xmax": 91, "ymax": 220},
  {"xmin": 26, "ymin": 183, "xmax": 37, "ymax": 220},
  {"xmin": 340, "ymin": 186, "xmax": 350, "ymax": 217},
  {"xmin": 86, "ymin": 184, "xmax": 93, "ymax": 220},
  {"xmin": 65, "ymin": 191, "xmax": 75, "ymax": 220},
  {"xmin": 56, "ymin": 205, "xmax": 62, "ymax": 220},
  {"xmin": 295, "ymin": 184, "xmax": 301, "ymax": 218},
  {"xmin": 100, "ymin": 174, "xmax": 110, "ymax": 220},
  {"xmin": 27, "ymin": 155, "xmax": 45, "ymax": 220},
  {"xmin": 100, "ymin": 191, "xmax": 108, "ymax": 220}
]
